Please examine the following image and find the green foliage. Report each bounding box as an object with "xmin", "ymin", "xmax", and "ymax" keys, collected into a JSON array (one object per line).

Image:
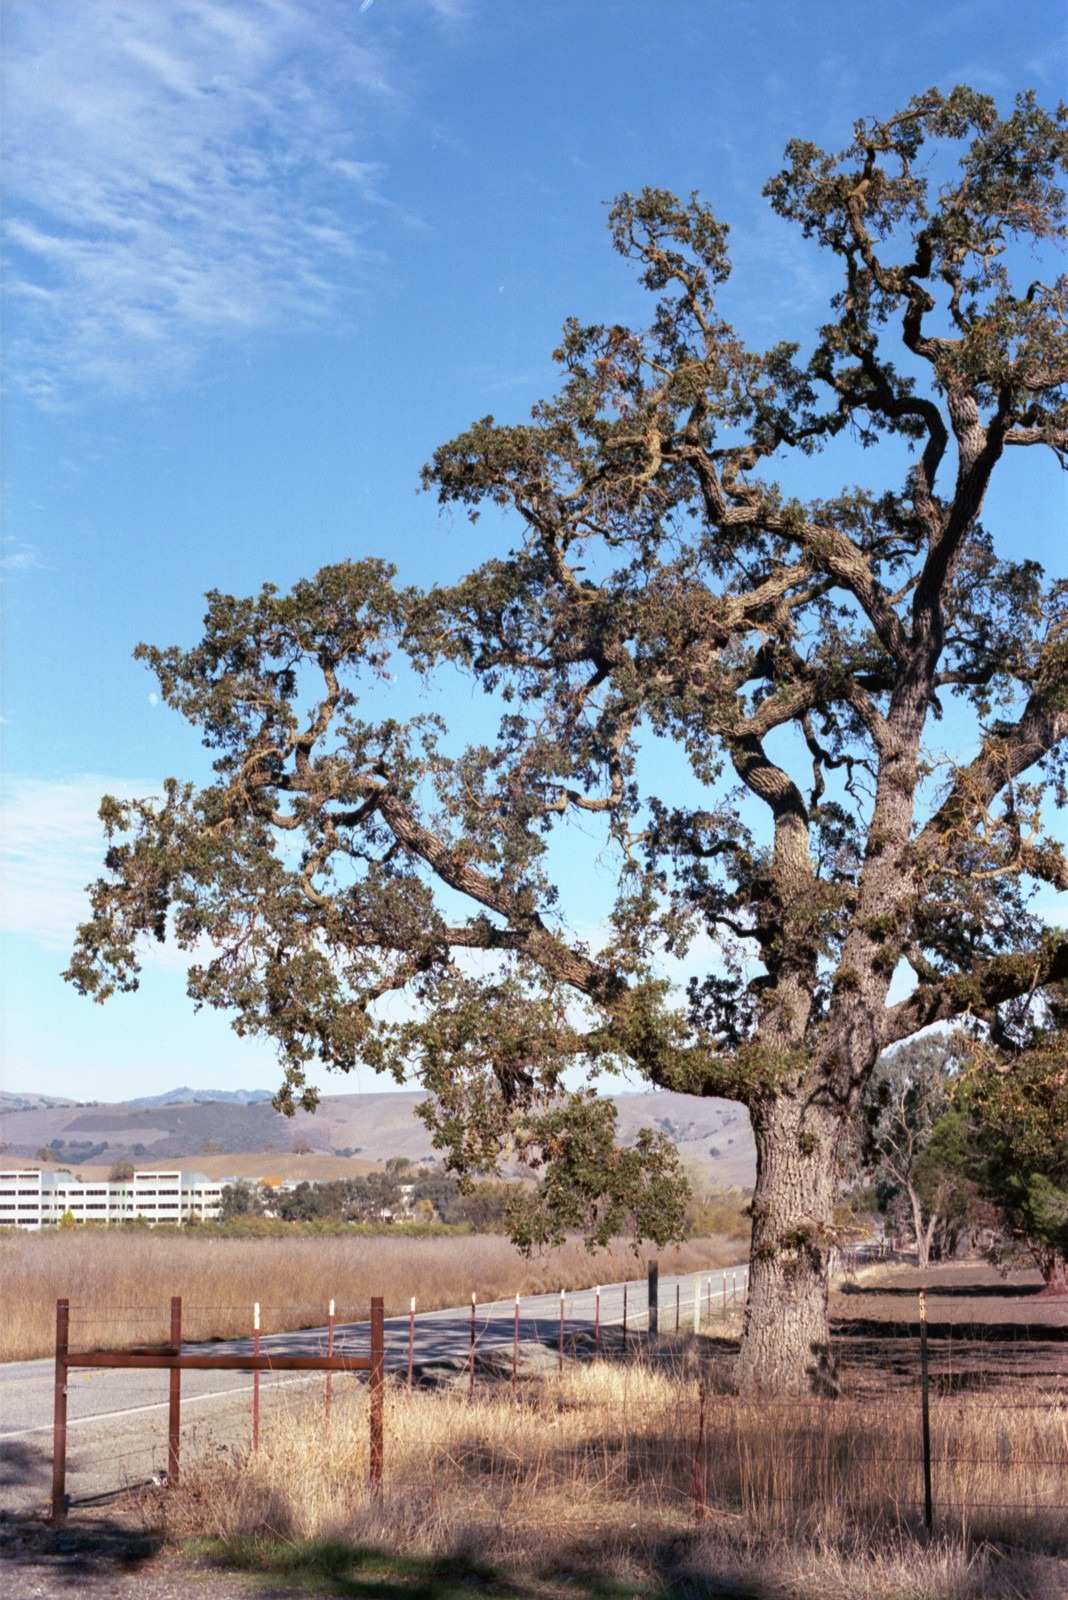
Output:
[
  {"xmin": 276, "ymin": 1181, "xmax": 345, "ymax": 1222},
  {"xmin": 505, "ymin": 1094, "xmax": 689, "ymax": 1252},
  {"xmin": 958, "ymin": 1016, "xmax": 1068, "ymax": 1286},
  {"xmin": 219, "ymin": 1180, "xmax": 266, "ymax": 1222}
]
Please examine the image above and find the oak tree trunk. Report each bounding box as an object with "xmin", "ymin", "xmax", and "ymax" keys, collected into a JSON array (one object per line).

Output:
[{"xmin": 734, "ymin": 1094, "xmax": 843, "ymax": 1395}]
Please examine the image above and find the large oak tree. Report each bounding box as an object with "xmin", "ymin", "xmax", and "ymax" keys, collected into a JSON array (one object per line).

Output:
[{"xmin": 68, "ymin": 88, "xmax": 1068, "ymax": 1392}]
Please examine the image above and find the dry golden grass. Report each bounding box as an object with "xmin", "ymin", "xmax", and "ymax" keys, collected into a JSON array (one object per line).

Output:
[
  {"xmin": 0, "ymin": 1226, "xmax": 740, "ymax": 1361},
  {"xmin": 161, "ymin": 1351, "xmax": 1068, "ymax": 1599}
]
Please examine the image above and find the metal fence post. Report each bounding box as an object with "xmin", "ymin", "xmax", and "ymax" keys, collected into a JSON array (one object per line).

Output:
[
  {"xmin": 325, "ymin": 1298, "xmax": 335, "ymax": 1427},
  {"xmin": 919, "ymin": 1291, "xmax": 933, "ymax": 1539},
  {"xmin": 648, "ymin": 1261, "xmax": 658, "ymax": 1336},
  {"xmin": 369, "ymin": 1296, "xmax": 384, "ymax": 1493},
  {"xmin": 408, "ymin": 1297, "xmax": 416, "ymax": 1391},
  {"xmin": 513, "ymin": 1292, "xmax": 519, "ymax": 1390},
  {"xmin": 691, "ymin": 1382, "xmax": 708, "ymax": 1520},
  {"xmin": 50, "ymin": 1299, "xmax": 69, "ymax": 1525},
  {"xmin": 168, "ymin": 1296, "xmax": 182, "ymax": 1485},
  {"xmin": 253, "ymin": 1303, "xmax": 260, "ymax": 1451},
  {"xmin": 469, "ymin": 1292, "xmax": 476, "ymax": 1402},
  {"xmin": 559, "ymin": 1288, "xmax": 565, "ymax": 1372}
]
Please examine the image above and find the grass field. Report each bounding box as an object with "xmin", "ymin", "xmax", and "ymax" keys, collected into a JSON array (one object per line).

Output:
[
  {"xmin": 0, "ymin": 1225, "xmax": 744, "ymax": 1361},
  {"xmin": 156, "ymin": 1308, "xmax": 1067, "ymax": 1600},
  {"xmin": 6, "ymin": 1254, "xmax": 1065, "ymax": 1597}
]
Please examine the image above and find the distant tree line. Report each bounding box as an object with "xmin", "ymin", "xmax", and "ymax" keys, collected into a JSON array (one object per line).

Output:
[
  {"xmin": 35, "ymin": 1139, "xmax": 110, "ymax": 1163},
  {"xmin": 864, "ymin": 1014, "xmax": 1068, "ymax": 1294},
  {"xmin": 219, "ymin": 1161, "xmax": 524, "ymax": 1230}
]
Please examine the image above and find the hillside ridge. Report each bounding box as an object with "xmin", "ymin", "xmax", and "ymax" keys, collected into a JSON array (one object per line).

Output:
[{"xmin": 0, "ymin": 1086, "xmax": 755, "ymax": 1188}]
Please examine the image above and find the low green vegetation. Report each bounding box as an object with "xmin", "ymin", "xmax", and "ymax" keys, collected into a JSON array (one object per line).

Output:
[{"xmin": 184, "ymin": 1537, "xmax": 653, "ymax": 1599}]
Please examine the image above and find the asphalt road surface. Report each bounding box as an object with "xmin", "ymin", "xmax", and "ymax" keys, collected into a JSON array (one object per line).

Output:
[{"xmin": 0, "ymin": 1263, "xmax": 748, "ymax": 1514}]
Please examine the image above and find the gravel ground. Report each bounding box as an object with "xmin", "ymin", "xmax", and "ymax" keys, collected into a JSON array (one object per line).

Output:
[{"xmin": 0, "ymin": 1505, "xmax": 301, "ymax": 1599}]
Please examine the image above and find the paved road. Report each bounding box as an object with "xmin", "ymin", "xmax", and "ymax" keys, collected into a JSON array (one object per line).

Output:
[{"xmin": 0, "ymin": 1263, "xmax": 748, "ymax": 1514}]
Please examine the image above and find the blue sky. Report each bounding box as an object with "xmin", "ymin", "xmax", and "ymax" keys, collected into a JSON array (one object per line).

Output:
[{"xmin": 2, "ymin": 0, "xmax": 1065, "ymax": 1104}]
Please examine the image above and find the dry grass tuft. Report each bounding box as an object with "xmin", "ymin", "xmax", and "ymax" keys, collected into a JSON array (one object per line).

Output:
[
  {"xmin": 158, "ymin": 1351, "xmax": 1068, "ymax": 1600},
  {"xmin": 0, "ymin": 1226, "xmax": 739, "ymax": 1360}
]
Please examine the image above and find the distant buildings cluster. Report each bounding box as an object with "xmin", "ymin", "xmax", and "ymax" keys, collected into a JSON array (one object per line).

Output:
[{"xmin": 0, "ymin": 1168, "xmax": 224, "ymax": 1228}]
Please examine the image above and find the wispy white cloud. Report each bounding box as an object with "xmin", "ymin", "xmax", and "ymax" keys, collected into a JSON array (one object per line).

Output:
[
  {"xmin": 0, "ymin": 774, "xmax": 160, "ymax": 951},
  {"xmin": 1, "ymin": 1, "xmax": 406, "ymax": 400},
  {"xmin": 0, "ymin": 539, "xmax": 48, "ymax": 572}
]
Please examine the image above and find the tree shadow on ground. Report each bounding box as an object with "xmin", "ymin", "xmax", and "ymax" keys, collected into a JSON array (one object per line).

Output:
[
  {"xmin": 196, "ymin": 1532, "xmax": 778, "ymax": 1598},
  {"xmin": 0, "ymin": 1438, "xmax": 50, "ymax": 1494},
  {"xmin": 832, "ymin": 1315, "xmax": 1066, "ymax": 1343},
  {"xmin": 0, "ymin": 1511, "xmax": 163, "ymax": 1587},
  {"xmin": 838, "ymin": 1281, "xmax": 1049, "ymax": 1300}
]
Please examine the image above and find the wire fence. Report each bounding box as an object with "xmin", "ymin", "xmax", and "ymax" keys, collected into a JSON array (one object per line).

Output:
[{"xmin": 32, "ymin": 1271, "xmax": 1068, "ymax": 1545}]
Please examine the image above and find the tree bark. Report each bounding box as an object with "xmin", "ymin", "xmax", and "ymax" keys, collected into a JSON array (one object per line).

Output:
[
  {"xmin": 1029, "ymin": 1241, "xmax": 1068, "ymax": 1297},
  {"xmin": 908, "ymin": 1184, "xmax": 939, "ymax": 1271},
  {"xmin": 734, "ymin": 1093, "xmax": 843, "ymax": 1394}
]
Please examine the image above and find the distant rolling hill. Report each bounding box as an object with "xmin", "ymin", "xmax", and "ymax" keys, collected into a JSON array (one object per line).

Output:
[
  {"xmin": 121, "ymin": 1087, "xmax": 275, "ymax": 1108},
  {"xmin": 0, "ymin": 1085, "xmax": 755, "ymax": 1189}
]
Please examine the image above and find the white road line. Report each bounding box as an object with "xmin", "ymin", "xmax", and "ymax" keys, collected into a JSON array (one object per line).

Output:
[{"xmin": 0, "ymin": 1372, "xmax": 325, "ymax": 1440}]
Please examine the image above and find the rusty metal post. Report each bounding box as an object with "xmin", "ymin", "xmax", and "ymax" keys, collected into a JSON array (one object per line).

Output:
[
  {"xmin": 691, "ymin": 1383, "xmax": 708, "ymax": 1520},
  {"xmin": 675, "ymin": 1280, "xmax": 680, "ymax": 1334},
  {"xmin": 325, "ymin": 1299, "xmax": 335, "ymax": 1427},
  {"xmin": 648, "ymin": 1261, "xmax": 658, "ymax": 1337},
  {"xmin": 369, "ymin": 1297, "xmax": 384, "ymax": 1493},
  {"xmin": 919, "ymin": 1291, "xmax": 932, "ymax": 1539},
  {"xmin": 722, "ymin": 1275, "xmax": 727, "ymax": 1321},
  {"xmin": 408, "ymin": 1296, "xmax": 415, "ymax": 1391},
  {"xmin": 558, "ymin": 1288, "xmax": 565, "ymax": 1372},
  {"xmin": 50, "ymin": 1299, "xmax": 69, "ymax": 1525},
  {"xmin": 622, "ymin": 1283, "xmax": 627, "ymax": 1352},
  {"xmin": 253, "ymin": 1303, "xmax": 260, "ymax": 1451},
  {"xmin": 512, "ymin": 1292, "xmax": 519, "ymax": 1391},
  {"xmin": 168, "ymin": 1297, "xmax": 182, "ymax": 1485}
]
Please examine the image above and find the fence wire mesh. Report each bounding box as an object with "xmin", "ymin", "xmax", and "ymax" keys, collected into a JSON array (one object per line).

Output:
[{"xmin": 38, "ymin": 1282, "xmax": 1066, "ymax": 1545}]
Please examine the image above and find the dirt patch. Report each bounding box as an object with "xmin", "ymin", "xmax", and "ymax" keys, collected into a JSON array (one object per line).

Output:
[
  {"xmin": 0, "ymin": 1503, "xmax": 285, "ymax": 1599},
  {"xmin": 828, "ymin": 1258, "xmax": 1067, "ymax": 1395}
]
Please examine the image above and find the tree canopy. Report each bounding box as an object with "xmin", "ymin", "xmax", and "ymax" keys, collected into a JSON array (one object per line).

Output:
[{"xmin": 67, "ymin": 87, "xmax": 1068, "ymax": 1391}]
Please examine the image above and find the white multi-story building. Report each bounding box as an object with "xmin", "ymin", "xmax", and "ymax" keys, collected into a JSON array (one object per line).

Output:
[{"xmin": 0, "ymin": 1169, "xmax": 224, "ymax": 1229}]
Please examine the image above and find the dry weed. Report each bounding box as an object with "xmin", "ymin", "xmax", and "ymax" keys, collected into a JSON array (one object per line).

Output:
[
  {"xmin": 0, "ymin": 1227, "xmax": 739, "ymax": 1360},
  {"xmin": 159, "ymin": 1351, "xmax": 1068, "ymax": 1599}
]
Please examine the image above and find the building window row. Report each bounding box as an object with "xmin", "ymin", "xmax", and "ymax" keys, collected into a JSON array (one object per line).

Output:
[{"xmin": 0, "ymin": 1169, "xmax": 224, "ymax": 1228}]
